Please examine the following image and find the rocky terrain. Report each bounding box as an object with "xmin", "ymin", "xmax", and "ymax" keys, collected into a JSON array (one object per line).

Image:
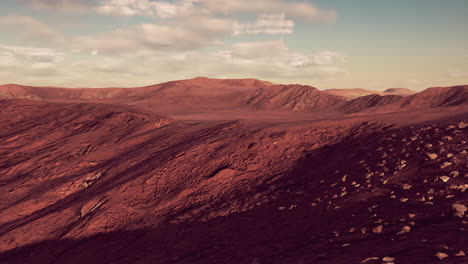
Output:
[
  {"xmin": 0, "ymin": 78, "xmax": 466, "ymax": 115},
  {"xmin": 324, "ymin": 88, "xmax": 416, "ymax": 99},
  {"xmin": 0, "ymin": 78, "xmax": 467, "ymax": 264}
]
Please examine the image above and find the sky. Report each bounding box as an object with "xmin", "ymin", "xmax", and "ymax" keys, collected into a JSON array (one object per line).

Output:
[{"xmin": 0, "ymin": 0, "xmax": 467, "ymax": 90}]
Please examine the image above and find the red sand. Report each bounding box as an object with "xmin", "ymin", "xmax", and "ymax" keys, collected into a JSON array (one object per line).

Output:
[{"xmin": 0, "ymin": 78, "xmax": 467, "ymax": 264}]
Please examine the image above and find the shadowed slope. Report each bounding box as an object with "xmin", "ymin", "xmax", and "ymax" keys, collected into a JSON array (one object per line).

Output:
[{"xmin": 0, "ymin": 100, "xmax": 466, "ymax": 263}]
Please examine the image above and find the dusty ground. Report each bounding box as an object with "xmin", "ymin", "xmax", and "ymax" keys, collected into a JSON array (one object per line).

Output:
[{"xmin": 0, "ymin": 79, "xmax": 467, "ymax": 264}]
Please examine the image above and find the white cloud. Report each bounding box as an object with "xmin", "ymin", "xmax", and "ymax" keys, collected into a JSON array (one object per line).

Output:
[
  {"xmin": 230, "ymin": 39, "xmax": 289, "ymax": 58},
  {"xmin": 20, "ymin": 0, "xmax": 92, "ymax": 12},
  {"xmin": 96, "ymin": 0, "xmax": 336, "ymax": 23},
  {"xmin": 228, "ymin": 39, "xmax": 346, "ymax": 66},
  {"xmin": 0, "ymin": 45, "xmax": 64, "ymax": 76},
  {"xmin": 66, "ymin": 39, "xmax": 348, "ymax": 85},
  {"xmin": 96, "ymin": 0, "xmax": 204, "ymax": 18},
  {"xmin": 0, "ymin": 45, "xmax": 64, "ymax": 63},
  {"xmin": 234, "ymin": 13, "xmax": 294, "ymax": 35},
  {"xmin": 448, "ymin": 69, "xmax": 468, "ymax": 78},
  {"xmin": 0, "ymin": 15, "xmax": 64, "ymax": 44},
  {"xmin": 76, "ymin": 20, "xmax": 234, "ymax": 53},
  {"xmin": 200, "ymin": 0, "xmax": 337, "ymax": 22}
]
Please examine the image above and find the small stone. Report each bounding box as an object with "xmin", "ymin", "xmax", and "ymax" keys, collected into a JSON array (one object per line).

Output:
[
  {"xmin": 342, "ymin": 175, "xmax": 347, "ymax": 182},
  {"xmin": 454, "ymin": 251, "xmax": 466, "ymax": 257},
  {"xmin": 400, "ymin": 198, "xmax": 409, "ymax": 203},
  {"xmin": 439, "ymin": 176, "xmax": 450, "ymax": 182},
  {"xmin": 372, "ymin": 225, "xmax": 383, "ymax": 234},
  {"xmin": 382, "ymin": 256, "xmax": 395, "ymax": 262},
  {"xmin": 449, "ymin": 171, "xmax": 459, "ymax": 178},
  {"xmin": 440, "ymin": 162, "xmax": 453, "ymax": 169},
  {"xmin": 435, "ymin": 252, "xmax": 449, "ymax": 260},
  {"xmin": 452, "ymin": 203, "xmax": 467, "ymax": 218},
  {"xmin": 408, "ymin": 213, "xmax": 416, "ymax": 218},
  {"xmin": 278, "ymin": 206, "xmax": 286, "ymax": 211},
  {"xmin": 397, "ymin": 226, "xmax": 411, "ymax": 235},
  {"xmin": 402, "ymin": 184, "xmax": 412, "ymax": 190},
  {"xmin": 360, "ymin": 257, "xmax": 379, "ymax": 263},
  {"xmin": 459, "ymin": 121, "xmax": 467, "ymax": 129},
  {"xmin": 428, "ymin": 153, "xmax": 438, "ymax": 160}
]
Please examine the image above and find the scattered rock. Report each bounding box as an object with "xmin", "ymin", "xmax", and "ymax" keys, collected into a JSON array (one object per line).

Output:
[
  {"xmin": 397, "ymin": 226, "xmax": 411, "ymax": 235},
  {"xmin": 454, "ymin": 251, "xmax": 466, "ymax": 257},
  {"xmin": 382, "ymin": 256, "xmax": 395, "ymax": 262},
  {"xmin": 459, "ymin": 121, "xmax": 467, "ymax": 129},
  {"xmin": 439, "ymin": 176, "xmax": 450, "ymax": 182},
  {"xmin": 435, "ymin": 252, "xmax": 449, "ymax": 260},
  {"xmin": 449, "ymin": 171, "xmax": 459, "ymax": 178},
  {"xmin": 278, "ymin": 206, "xmax": 286, "ymax": 211},
  {"xmin": 440, "ymin": 162, "xmax": 453, "ymax": 169},
  {"xmin": 452, "ymin": 203, "xmax": 467, "ymax": 218},
  {"xmin": 372, "ymin": 225, "xmax": 383, "ymax": 234},
  {"xmin": 402, "ymin": 184, "xmax": 412, "ymax": 190},
  {"xmin": 360, "ymin": 257, "xmax": 379, "ymax": 263},
  {"xmin": 427, "ymin": 153, "xmax": 438, "ymax": 160}
]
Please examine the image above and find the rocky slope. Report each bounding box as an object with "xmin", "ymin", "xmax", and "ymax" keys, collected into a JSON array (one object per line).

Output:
[
  {"xmin": 1, "ymin": 78, "xmax": 465, "ymax": 114},
  {"xmin": 0, "ymin": 98, "xmax": 467, "ymax": 264},
  {"xmin": 324, "ymin": 88, "xmax": 416, "ymax": 99}
]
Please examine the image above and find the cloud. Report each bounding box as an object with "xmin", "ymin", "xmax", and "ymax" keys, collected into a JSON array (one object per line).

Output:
[
  {"xmin": 76, "ymin": 19, "xmax": 234, "ymax": 53},
  {"xmin": 0, "ymin": 15, "xmax": 63, "ymax": 44},
  {"xmin": 447, "ymin": 69, "xmax": 468, "ymax": 78},
  {"xmin": 200, "ymin": 0, "xmax": 337, "ymax": 22},
  {"xmin": 228, "ymin": 39, "xmax": 346, "ymax": 66},
  {"xmin": 234, "ymin": 13, "xmax": 294, "ymax": 35},
  {"xmin": 20, "ymin": 0, "xmax": 92, "ymax": 12},
  {"xmin": 96, "ymin": 0, "xmax": 204, "ymax": 18},
  {"xmin": 230, "ymin": 39, "xmax": 289, "ymax": 58},
  {"xmin": 96, "ymin": 0, "xmax": 336, "ymax": 23},
  {"xmin": 0, "ymin": 45, "xmax": 64, "ymax": 63},
  {"xmin": 64, "ymin": 39, "xmax": 347, "ymax": 87},
  {"xmin": 0, "ymin": 45, "xmax": 64, "ymax": 76}
]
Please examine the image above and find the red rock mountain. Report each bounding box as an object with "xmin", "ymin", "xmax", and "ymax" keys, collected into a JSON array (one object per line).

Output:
[
  {"xmin": 1, "ymin": 78, "xmax": 465, "ymax": 115},
  {"xmin": 324, "ymin": 87, "xmax": 416, "ymax": 99}
]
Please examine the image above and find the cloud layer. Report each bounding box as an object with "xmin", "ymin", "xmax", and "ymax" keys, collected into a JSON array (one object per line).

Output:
[{"xmin": 1, "ymin": 0, "xmax": 348, "ymax": 87}]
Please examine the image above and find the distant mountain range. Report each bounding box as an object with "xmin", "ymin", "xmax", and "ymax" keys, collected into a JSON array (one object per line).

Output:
[{"xmin": 1, "ymin": 77, "xmax": 466, "ymax": 115}]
